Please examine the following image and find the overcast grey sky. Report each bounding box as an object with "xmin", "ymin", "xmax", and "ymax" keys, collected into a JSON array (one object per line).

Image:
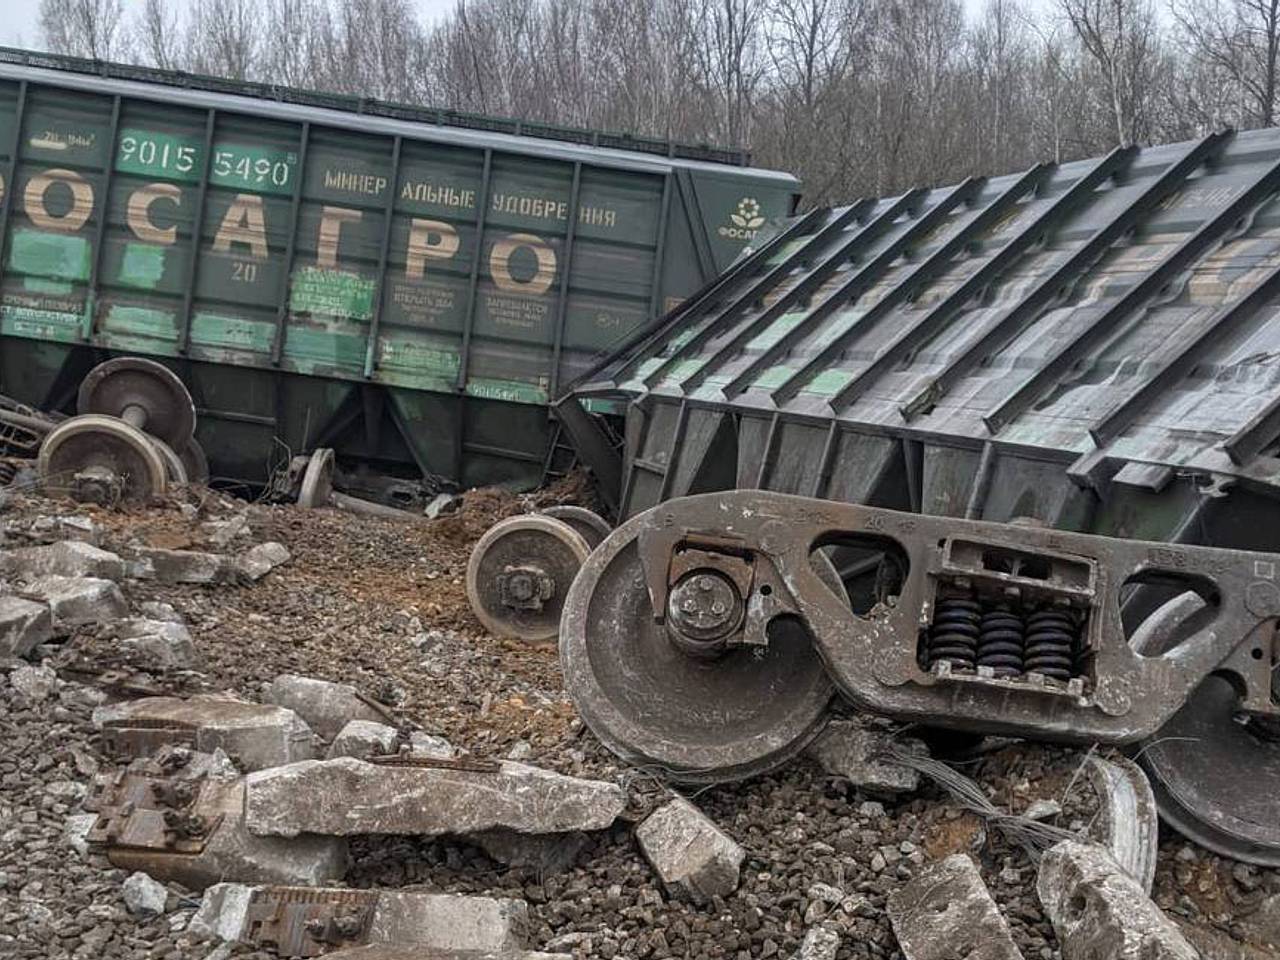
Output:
[{"xmin": 2, "ymin": 0, "xmax": 1053, "ymax": 50}]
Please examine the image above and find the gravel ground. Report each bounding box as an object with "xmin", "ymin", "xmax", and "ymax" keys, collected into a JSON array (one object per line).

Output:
[{"xmin": 1, "ymin": 484, "xmax": 1278, "ymax": 959}]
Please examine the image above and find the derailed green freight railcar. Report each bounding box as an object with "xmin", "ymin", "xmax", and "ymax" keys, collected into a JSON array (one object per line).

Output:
[{"xmin": 0, "ymin": 48, "xmax": 799, "ymax": 495}]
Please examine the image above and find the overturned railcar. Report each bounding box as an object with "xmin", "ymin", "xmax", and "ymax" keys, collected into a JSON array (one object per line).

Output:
[
  {"xmin": 0, "ymin": 48, "xmax": 799, "ymax": 495},
  {"xmin": 566, "ymin": 128, "xmax": 1280, "ymax": 536},
  {"xmin": 557, "ymin": 129, "xmax": 1280, "ymax": 865}
]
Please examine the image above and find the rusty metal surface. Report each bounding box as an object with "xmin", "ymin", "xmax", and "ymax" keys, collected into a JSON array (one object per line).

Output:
[
  {"xmin": 83, "ymin": 768, "xmax": 229, "ymax": 854},
  {"xmin": 560, "ymin": 490, "xmax": 1280, "ymax": 863},
  {"xmin": 243, "ymin": 887, "xmax": 378, "ymax": 957},
  {"xmin": 363, "ymin": 754, "xmax": 501, "ymax": 773}
]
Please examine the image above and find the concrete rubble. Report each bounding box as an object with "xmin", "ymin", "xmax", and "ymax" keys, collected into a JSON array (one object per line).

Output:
[
  {"xmin": 321, "ymin": 949, "xmax": 572, "ymax": 960},
  {"xmin": 1037, "ymin": 841, "xmax": 1199, "ymax": 960},
  {"xmin": 21, "ymin": 575, "xmax": 129, "ymax": 624},
  {"xmin": 63, "ymin": 812, "xmax": 97, "ymax": 859},
  {"xmin": 121, "ymin": 870, "xmax": 168, "ymax": 916},
  {"xmin": 0, "ymin": 594, "xmax": 52, "ymax": 656},
  {"xmin": 243, "ymin": 756, "xmax": 626, "ymax": 838},
  {"xmin": 92, "ymin": 693, "xmax": 315, "ymax": 770},
  {"xmin": 10, "ymin": 663, "xmax": 57, "ymax": 701},
  {"xmin": 237, "ymin": 541, "xmax": 291, "ymax": 581},
  {"xmin": 111, "ymin": 617, "xmax": 201, "ymax": 669},
  {"xmin": 26, "ymin": 514, "xmax": 101, "ymax": 544},
  {"xmin": 635, "ymin": 796, "xmax": 745, "ymax": 903},
  {"xmin": 266, "ymin": 673, "xmax": 390, "ymax": 740},
  {"xmin": 409, "ymin": 730, "xmax": 457, "ymax": 759},
  {"xmin": 190, "ymin": 884, "xmax": 531, "ymax": 954},
  {"xmin": 0, "ymin": 541, "xmax": 126, "ymax": 581},
  {"xmin": 131, "ymin": 547, "xmax": 235, "ymax": 584},
  {"xmin": 805, "ymin": 720, "xmax": 926, "ymax": 796},
  {"xmin": 792, "ymin": 925, "xmax": 841, "ymax": 960},
  {"xmin": 886, "ymin": 854, "xmax": 1025, "ymax": 960},
  {"xmin": 327, "ymin": 719, "xmax": 400, "ymax": 759}
]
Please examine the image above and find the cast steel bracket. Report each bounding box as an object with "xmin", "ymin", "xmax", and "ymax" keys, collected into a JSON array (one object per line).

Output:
[{"xmin": 633, "ymin": 491, "xmax": 1279, "ymax": 742}]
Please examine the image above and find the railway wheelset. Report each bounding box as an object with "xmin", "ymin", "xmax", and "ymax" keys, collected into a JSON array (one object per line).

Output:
[
  {"xmin": 0, "ymin": 357, "xmax": 209, "ymax": 503},
  {"xmin": 471, "ymin": 489, "xmax": 1280, "ymax": 868}
]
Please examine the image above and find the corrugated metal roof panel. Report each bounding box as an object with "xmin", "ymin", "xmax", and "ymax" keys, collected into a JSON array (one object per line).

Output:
[{"xmin": 582, "ymin": 127, "xmax": 1280, "ymax": 511}]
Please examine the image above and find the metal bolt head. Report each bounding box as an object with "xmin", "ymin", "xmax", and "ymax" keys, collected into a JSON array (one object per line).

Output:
[{"xmin": 667, "ymin": 570, "xmax": 743, "ymax": 645}]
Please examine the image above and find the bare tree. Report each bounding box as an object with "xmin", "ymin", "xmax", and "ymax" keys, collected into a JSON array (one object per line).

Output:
[
  {"xmin": 1172, "ymin": 0, "xmax": 1280, "ymax": 128},
  {"xmin": 1056, "ymin": 0, "xmax": 1163, "ymax": 146},
  {"xmin": 133, "ymin": 0, "xmax": 181, "ymax": 70},
  {"xmin": 39, "ymin": 0, "xmax": 126, "ymax": 59}
]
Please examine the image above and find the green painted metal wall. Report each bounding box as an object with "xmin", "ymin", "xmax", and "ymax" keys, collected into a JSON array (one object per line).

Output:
[{"xmin": 0, "ymin": 67, "xmax": 799, "ymax": 488}]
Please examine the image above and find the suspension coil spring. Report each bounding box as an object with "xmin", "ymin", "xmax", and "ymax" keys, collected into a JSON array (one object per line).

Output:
[
  {"xmin": 927, "ymin": 597, "xmax": 982, "ymax": 671},
  {"xmin": 976, "ymin": 605, "xmax": 1024, "ymax": 677},
  {"xmin": 0, "ymin": 461, "xmax": 16, "ymax": 487},
  {"xmin": 1024, "ymin": 609, "xmax": 1077, "ymax": 681}
]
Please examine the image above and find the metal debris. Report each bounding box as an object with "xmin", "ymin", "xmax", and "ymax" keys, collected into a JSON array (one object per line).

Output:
[{"xmin": 190, "ymin": 884, "xmax": 532, "ymax": 956}]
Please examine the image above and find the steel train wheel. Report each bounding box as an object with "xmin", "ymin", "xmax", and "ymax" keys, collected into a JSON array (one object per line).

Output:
[
  {"xmin": 541, "ymin": 505, "xmax": 611, "ymax": 549},
  {"xmin": 149, "ymin": 438, "xmax": 190, "ymax": 485},
  {"xmin": 560, "ymin": 513, "xmax": 841, "ymax": 784},
  {"xmin": 466, "ymin": 515, "xmax": 591, "ymax": 642},
  {"xmin": 38, "ymin": 414, "xmax": 168, "ymax": 503},
  {"xmin": 77, "ymin": 357, "xmax": 196, "ymax": 449},
  {"xmin": 1131, "ymin": 592, "xmax": 1280, "ymax": 866},
  {"xmin": 181, "ymin": 437, "xmax": 210, "ymax": 484},
  {"xmin": 298, "ymin": 448, "xmax": 335, "ymax": 508}
]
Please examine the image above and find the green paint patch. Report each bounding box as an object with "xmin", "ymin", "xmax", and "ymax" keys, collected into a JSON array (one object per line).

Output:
[
  {"xmin": 753, "ymin": 366, "xmax": 794, "ymax": 390},
  {"xmin": 669, "ymin": 328, "xmax": 697, "ymax": 350},
  {"xmin": 375, "ymin": 367, "xmax": 455, "ymax": 393},
  {"xmin": 283, "ymin": 323, "xmax": 365, "ymax": 375},
  {"xmin": 119, "ymin": 244, "xmax": 169, "ymax": 290},
  {"xmin": 23, "ymin": 278, "xmax": 73, "ymax": 295},
  {"xmin": 378, "ymin": 337, "xmax": 461, "ymax": 380},
  {"xmin": 1, "ymin": 306, "xmax": 81, "ymax": 341},
  {"xmin": 667, "ymin": 358, "xmax": 703, "ymax": 382},
  {"xmin": 190, "ymin": 312, "xmax": 274, "ymax": 354},
  {"xmin": 765, "ymin": 237, "xmax": 808, "ymax": 265},
  {"xmin": 582, "ymin": 397, "xmax": 624, "ymax": 415},
  {"xmin": 290, "ymin": 267, "xmax": 375, "ymax": 321},
  {"xmin": 465, "ymin": 378, "xmax": 548, "ymax": 405},
  {"xmin": 746, "ymin": 311, "xmax": 805, "ymax": 351},
  {"xmin": 804, "ymin": 368, "xmax": 854, "ymax": 395},
  {"xmin": 634, "ymin": 357, "xmax": 663, "ymax": 379},
  {"xmin": 102, "ymin": 305, "xmax": 177, "ymax": 340},
  {"xmin": 9, "ymin": 230, "xmax": 91, "ymax": 281}
]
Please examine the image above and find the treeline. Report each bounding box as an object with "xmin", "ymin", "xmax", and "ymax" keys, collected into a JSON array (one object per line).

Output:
[{"xmin": 33, "ymin": 0, "xmax": 1280, "ymax": 204}]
